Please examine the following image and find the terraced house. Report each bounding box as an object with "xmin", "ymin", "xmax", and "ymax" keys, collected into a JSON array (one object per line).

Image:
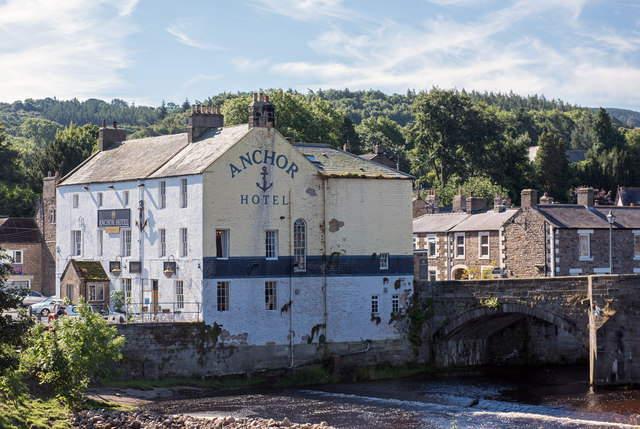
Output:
[
  {"xmin": 55, "ymin": 93, "xmax": 414, "ymax": 355},
  {"xmin": 414, "ymin": 188, "xmax": 640, "ymax": 280}
]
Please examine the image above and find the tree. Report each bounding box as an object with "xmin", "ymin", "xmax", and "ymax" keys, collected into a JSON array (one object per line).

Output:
[
  {"xmin": 0, "ymin": 250, "xmax": 32, "ymax": 375},
  {"xmin": 18, "ymin": 118, "xmax": 63, "ymax": 149},
  {"xmin": 410, "ymin": 88, "xmax": 502, "ymax": 188},
  {"xmin": 20, "ymin": 299, "xmax": 125, "ymax": 405},
  {"xmin": 434, "ymin": 175, "xmax": 509, "ymax": 207},
  {"xmin": 29, "ymin": 123, "xmax": 99, "ymax": 192},
  {"xmin": 535, "ymin": 130, "xmax": 570, "ymax": 201},
  {"xmin": 158, "ymin": 100, "xmax": 168, "ymax": 120}
]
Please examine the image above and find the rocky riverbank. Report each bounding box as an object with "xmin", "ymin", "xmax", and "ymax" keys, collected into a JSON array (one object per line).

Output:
[{"xmin": 71, "ymin": 409, "xmax": 335, "ymax": 429}]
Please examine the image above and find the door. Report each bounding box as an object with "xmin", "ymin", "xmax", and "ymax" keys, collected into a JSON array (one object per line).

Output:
[{"xmin": 152, "ymin": 279, "xmax": 159, "ymax": 314}]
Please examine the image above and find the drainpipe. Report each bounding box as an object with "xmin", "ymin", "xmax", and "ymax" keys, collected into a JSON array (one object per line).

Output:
[
  {"xmin": 549, "ymin": 223, "xmax": 556, "ymax": 277},
  {"xmin": 288, "ymin": 188, "xmax": 294, "ymax": 368},
  {"xmin": 322, "ymin": 178, "xmax": 328, "ymax": 341},
  {"xmin": 446, "ymin": 232, "xmax": 452, "ymax": 280}
]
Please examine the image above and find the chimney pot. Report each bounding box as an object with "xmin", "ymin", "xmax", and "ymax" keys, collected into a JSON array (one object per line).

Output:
[
  {"xmin": 113, "ymin": 121, "xmax": 117, "ymax": 129},
  {"xmin": 102, "ymin": 120, "xmax": 106, "ymax": 128}
]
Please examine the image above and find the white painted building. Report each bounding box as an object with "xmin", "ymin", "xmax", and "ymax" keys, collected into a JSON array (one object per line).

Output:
[{"xmin": 56, "ymin": 95, "xmax": 414, "ymax": 347}]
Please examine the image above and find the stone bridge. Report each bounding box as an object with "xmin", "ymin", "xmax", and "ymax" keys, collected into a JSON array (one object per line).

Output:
[{"xmin": 415, "ymin": 275, "xmax": 640, "ymax": 385}]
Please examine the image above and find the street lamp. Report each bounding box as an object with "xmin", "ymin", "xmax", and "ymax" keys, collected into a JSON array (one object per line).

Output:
[{"xmin": 607, "ymin": 210, "xmax": 615, "ymax": 274}]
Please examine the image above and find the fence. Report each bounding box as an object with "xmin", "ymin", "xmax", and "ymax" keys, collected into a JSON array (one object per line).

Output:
[{"xmin": 121, "ymin": 301, "xmax": 202, "ymax": 323}]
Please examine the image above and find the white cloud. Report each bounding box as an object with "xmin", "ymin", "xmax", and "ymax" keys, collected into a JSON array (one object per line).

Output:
[
  {"xmin": 247, "ymin": 0, "xmax": 355, "ymax": 21},
  {"xmin": 181, "ymin": 74, "xmax": 223, "ymax": 88},
  {"xmin": 266, "ymin": 0, "xmax": 640, "ymax": 109},
  {"xmin": 0, "ymin": 0, "xmax": 138, "ymax": 102},
  {"xmin": 166, "ymin": 19, "xmax": 223, "ymax": 50},
  {"xmin": 231, "ymin": 57, "xmax": 272, "ymax": 72}
]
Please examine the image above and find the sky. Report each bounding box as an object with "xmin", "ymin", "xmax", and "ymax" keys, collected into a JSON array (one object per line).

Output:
[{"xmin": 0, "ymin": 0, "xmax": 639, "ymax": 111}]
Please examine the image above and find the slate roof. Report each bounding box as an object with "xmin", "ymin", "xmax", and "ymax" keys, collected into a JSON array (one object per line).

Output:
[
  {"xmin": 449, "ymin": 209, "xmax": 519, "ymax": 232},
  {"xmin": 616, "ymin": 187, "xmax": 640, "ymax": 206},
  {"xmin": 536, "ymin": 205, "xmax": 640, "ymax": 229},
  {"xmin": 294, "ymin": 143, "xmax": 413, "ymax": 179},
  {"xmin": 0, "ymin": 218, "xmax": 41, "ymax": 243},
  {"xmin": 60, "ymin": 126, "xmax": 412, "ymax": 186},
  {"xmin": 413, "ymin": 213, "xmax": 469, "ymax": 233}
]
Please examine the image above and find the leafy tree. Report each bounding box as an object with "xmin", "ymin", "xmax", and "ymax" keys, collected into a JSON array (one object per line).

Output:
[
  {"xmin": 591, "ymin": 108, "xmax": 625, "ymax": 155},
  {"xmin": 29, "ymin": 123, "xmax": 99, "ymax": 192},
  {"xmin": 20, "ymin": 299, "xmax": 125, "ymax": 405},
  {"xmin": 18, "ymin": 118, "xmax": 63, "ymax": 149},
  {"xmin": 0, "ymin": 250, "xmax": 32, "ymax": 375},
  {"xmin": 221, "ymin": 94, "xmax": 252, "ymax": 126},
  {"xmin": 535, "ymin": 130, "xmax": 570, "ymax": 201},
  {"xmin": 410, "ymin": 88, "xmax": 502, "ymax": 188},
  {"xmin": 433, "ymin": 175, "xmax": 509, "ymax": 207},
  {"xmin": 339, "ymin": 115, "xmax": 360, "ymax": 152}
]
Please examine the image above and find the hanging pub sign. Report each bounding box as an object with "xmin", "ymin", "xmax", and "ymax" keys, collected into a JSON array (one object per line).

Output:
[{"xmin": 98, "ymin": 209, "xmax": 130, "ymax": 228}]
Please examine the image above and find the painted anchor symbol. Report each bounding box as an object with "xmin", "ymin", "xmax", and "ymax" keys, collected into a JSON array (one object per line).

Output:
[{"xmin": 257, "ymin": 166, "xmax": 273, "ymax": 192}]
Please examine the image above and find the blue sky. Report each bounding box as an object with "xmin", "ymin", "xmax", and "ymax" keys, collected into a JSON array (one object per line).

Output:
[{"xmin": 1, "ymin": 0, "xmax": 639, "ymax": 111}]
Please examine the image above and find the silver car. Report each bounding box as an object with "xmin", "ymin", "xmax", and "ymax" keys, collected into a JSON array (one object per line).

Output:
[{"xmin": 30, "ymin": 297, "xmax": 65, "ymax": 317}]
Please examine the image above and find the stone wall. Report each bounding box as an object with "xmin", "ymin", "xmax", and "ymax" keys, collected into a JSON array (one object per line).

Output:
[
  {"xmin": 502, "ymin": 208, "xmax": 547, "ymax": 278},
  {"xmin": 115, "ymin": 323, "xmax": 416, "ymax": 379}
]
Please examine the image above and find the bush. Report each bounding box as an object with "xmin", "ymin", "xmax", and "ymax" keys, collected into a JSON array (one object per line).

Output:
[{"xmin": 20, "ymin": 299, "xmax": 125, "ymax": 405}]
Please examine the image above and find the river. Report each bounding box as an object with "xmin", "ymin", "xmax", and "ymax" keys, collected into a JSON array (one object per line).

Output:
[{"xmin": 142, "ymin": 365, "xmax": 640, "ymax": 428}]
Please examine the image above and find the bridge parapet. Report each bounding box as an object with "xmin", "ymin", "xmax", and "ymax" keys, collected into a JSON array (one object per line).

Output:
[{"xmin": 414, "ymin": 274, "xmax": 640, "ymax": 385}]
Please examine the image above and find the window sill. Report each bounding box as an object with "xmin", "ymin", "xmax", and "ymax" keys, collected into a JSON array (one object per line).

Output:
[
  {"xmin": 579, "ymin": 257, "xmax": 593, "ymax": 261},
  {"xmin": 266, "ymin": 257, "xmax": 278, "ymax": 261}
]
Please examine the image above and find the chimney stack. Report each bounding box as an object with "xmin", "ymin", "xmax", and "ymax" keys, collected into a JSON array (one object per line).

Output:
[
  {"xmin": 188, "ymin": 104, "xmax": 224, "ymax": 143},
  {"xmin": 99, "ymin": 121, "xmax": 126, "ymax": 151},
  {"xmin": 343, "ymin": 140, "xmax": 351, "ymax": 153},
  {"xmin": 375, "ymin": 142, "xmax": 384, "ymax": 155},
  {"xmin": 539, "ymin": 192, "xmax": 554, "ymax": 205},
  {"xmin": 467, "ymin": 195, "xmax": 487, "ymax": 213},
  {"xmin": 521, "ymin": 189, "xmax": 538, "ymax": 209},
  {"xmin": 452, "ymin": 190, "xmax": 467, "ymax": 213},
  {"xmin": 577, "ymin": 187, "xmax": 594, "ymax": 207},
  {"xmin": 425, "ymin": 189, "xmax": 439, "ymax": 214},
  {"xmin": 248, "ymin": 92, "xmax": 275, "ymax": 129}
]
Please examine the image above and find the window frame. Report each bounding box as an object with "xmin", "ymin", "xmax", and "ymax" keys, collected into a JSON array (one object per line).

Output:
[
  {"xmin": 49, "ymin": 208, "xmax": 56, "ymax": 224},
  {"xmin": 72, "ymin": 230, "xmax": 82, "ymax": 256},
  {"xmin": 427, "ymin": 235, "xmax": 437, "ymax": 258},
  {"xmin": 454, "ymin": 233, "xmax": 465, "ymax": 259},
  {"xmin": 371, "ymin": 295, "xmax": 379, "ymax": 315},
  {"xmin": 216, "ymin": 229, "xmax": 229, "ymax": 259},
  {"xmin": 9, "ymin": 249, "xmax": 23, "ymax": 264},
  {"xmin": 97, "ymin": 229, "xmax": 103, "ymax": 256},
  {"xmin": 217, "ymin": 281, "xmax": 229, "ymax": 311},
  {"xmin": 379, "ymin": 252, "xmax": 389, "ymax": 270},
  {"xmin": 88, "ymin": 284, "xmax": 105, "ymax": 302},
  {"xmin": 578, "ymin": 229, "xmax": 593, "ymax": 261},
  {"xmin": 122, "ymin": 278, "xmax": 132, "ymax": 301},
  {"xmin": 180, "ymin": 228, "xmax": 188, "ymax": 257},
  {"xmin": 159, "ymin": 180, "xmax": 166, "ymax": 209},
  {"xmin": 175, "ymin": 280, "xmax": 184, "ymax": 309},
  {"xmin": 392, "ymin": 295, "xmax": 399, "ymax": 313},
  {"xmin": 265, "ymin": 230, "xmax": 278, "ymax": 260},
  {"xmin": 159, "ymin": 228, "xmax": 166, "ymax": 257},
  {"xmin": 478, "ymin": 232, "xmax": 490, "ymax": 259},
  {"xmin": 97, "ymin": 192, "xmax": 103, "ymax": 207},
  {"xmin": 265, "ymin": 281, "xmax": 277, "ymax": 310},
  {"xmin": 123, "ymin": 190, "xmax": 129, "ymax": 207},
  {"xmin": 72, "ymin": 193, "xmax": 79, "ymax": 208},
  {"xmin": 180, "ymin": 178, "xmax": 188, "ymax": 208},
  {"xmin": 428, "ymin": 269, "xmax": 437, "ymax": 282},
  {"xmin": 418, "ymin": 259, "xmax": 428, "ymax": 280},
  {"xmin": 293, "ymin": 219, "xmax": 306, "ymax": 272},
  {"xmin": 121, "ymin": 229, "xmax": 132, "ymax": 257},
  {"xmin": 634, "ymin": 230, "xmax": 640, "ymax": 260}
]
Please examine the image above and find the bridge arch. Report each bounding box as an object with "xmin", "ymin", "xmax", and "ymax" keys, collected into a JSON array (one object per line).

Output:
[{"xmin": 432, "ymin": 302, "xmax": 589, "ymax": 349}]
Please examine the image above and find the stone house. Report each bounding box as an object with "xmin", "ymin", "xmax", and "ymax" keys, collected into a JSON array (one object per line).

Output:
[
  {"xmin": 0, "ymin": 217, "xmax": 45, "ymax": 293},
  {"xmin": 504, "ymin": 188, "xmax": 640, "ymax": 277},
  {"xmin": 413, "ymin": 199, "xmax": 518, "ymax": 280},
  {"xmin": 59, "ymin": 260, "xmax": 110, "ymax": 311}
]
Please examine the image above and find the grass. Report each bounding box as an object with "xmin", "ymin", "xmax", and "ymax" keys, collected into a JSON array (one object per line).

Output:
[{"xmin": 0, "ymin": 396, "xmax": 71, "ymax": 429}]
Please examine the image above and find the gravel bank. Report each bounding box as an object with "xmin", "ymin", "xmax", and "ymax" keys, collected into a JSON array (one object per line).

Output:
[{"xmin": 71, "ymin": 409, "xmax": 336, "ymax": 429}]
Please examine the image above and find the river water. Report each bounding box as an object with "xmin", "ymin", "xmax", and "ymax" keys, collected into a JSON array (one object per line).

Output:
[{"xmin": 144, "ymin": 365, "xmax": 640, "ymax": 428}]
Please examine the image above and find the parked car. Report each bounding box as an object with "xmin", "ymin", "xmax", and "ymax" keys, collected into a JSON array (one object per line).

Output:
[
  {"xmin": 65, "ymin": 304, "xmax": 126, "ymax": 323},
  {"xmin": 21, "ymin": 290, "xmax": 49, "ymax": 307},
  {"xmin": 30, "ymin": 297, "xmax": 65, "ymax": 317}
]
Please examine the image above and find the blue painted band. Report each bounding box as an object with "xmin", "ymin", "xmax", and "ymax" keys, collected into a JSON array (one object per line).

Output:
[{"xmin": 203, "ymin": 254, "xmax": 413, "ymax": 279}]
